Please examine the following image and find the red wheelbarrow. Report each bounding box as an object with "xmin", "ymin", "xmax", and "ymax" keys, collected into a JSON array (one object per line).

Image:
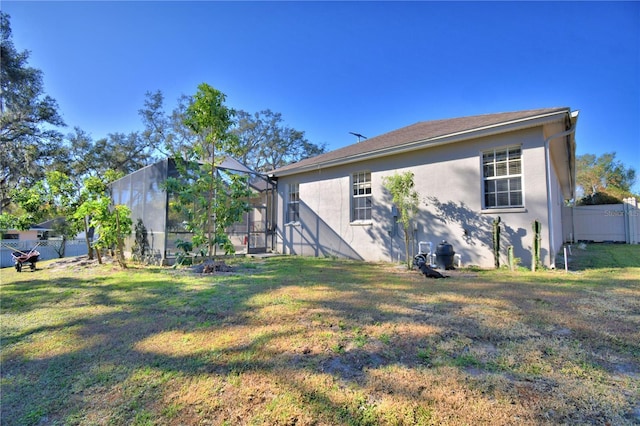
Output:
[{"xmin": 11, "ymin": 246, "xmax": 40, "ymax": 272}]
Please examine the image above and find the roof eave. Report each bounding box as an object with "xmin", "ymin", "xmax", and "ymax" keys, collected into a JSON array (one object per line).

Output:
[{"xmin": 273, "ymin": 109, "xmax": 569, "ymax": 177}]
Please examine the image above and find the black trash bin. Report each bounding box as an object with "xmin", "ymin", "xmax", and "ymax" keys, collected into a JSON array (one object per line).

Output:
[{"xmin": 435, "ymin": 240, "xmax": 455, "ymax": 270}]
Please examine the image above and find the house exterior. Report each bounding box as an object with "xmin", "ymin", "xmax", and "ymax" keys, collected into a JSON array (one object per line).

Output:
[
  {"xmin": 0, "ymin": 220, "xmax": 56, "ymax": 241},
  {"xmin": 269, "ymin": 108, "xmax": 579, "ymax": 269}
]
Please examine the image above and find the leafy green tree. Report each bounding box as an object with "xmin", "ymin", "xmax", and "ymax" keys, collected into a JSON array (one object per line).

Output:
[
  {"xmin": 0, "ymin": 12, "xmax": 65, "ymax": 212},
  {"xmin": 74, "ymin": 177, "xmax": 103, "ymax": 260},
  {"xmin": 7, "ymin": 179, "xmax": 48, "ymax": 225},
  {"xmin": 3, "ymin": 171, "xmax": 82, "ymax": 256},
  {"xmin": 59, "ymin": 92, "xmax": 173, "ymax": 182},
  {"xmin": 138, "ymin": 90, "xmax": 171, "ymax": 155},
  {"xmin": 0, "ymin": 212, "xmax": 19, "ymax": 234},
  {"xmin": 8, "ymin": 171, "xmax": 75, "ymax": 224},
  {"xmin": 62, "ymin": 127, "xmax": 95, "ymax": 179},
  {"xmin": 62, "ymin": 125, "xmax": 162, "ymax": 181},
  {"xmin": 576, "ymin": 152, "xmax": 637, "ymax": 204},
  {"xmin": 137, "ymin": 90, "xmax": 197, "ymax": 159},
  {"xmin": 166, "ymin": 83, "xmax": 252, "ymax": 260},
  {"xmin": 233, "ymin": 109, "xmax": 326, "ymax": 172},
  {"xmin": 75, "ymin": 198, "xmax": 131, "ymax": 268},
  {"xmin": 136, "ymin": 92, "xmax": 324, "ymax": 173},
  {"xmin": 138, "ymin": 90, "xmax": 198, "ymax": 158},
  {"xmin": 74, "ymin": 170, "xmax": 128, "ymax": 266},
  {"xmin": 40, "ymin": 171, "xmax": 83, "ymax": 256},
  {"xmin": 382, "ymin": 171, "xmax": 420, "ymax": 269},
  {"xmin": 89, "ymin": 132, "xmax": 160, "ymax": 175},
  {"xmin": 166, "ymin": 94, "xmax": 199, "ymax": 156}
]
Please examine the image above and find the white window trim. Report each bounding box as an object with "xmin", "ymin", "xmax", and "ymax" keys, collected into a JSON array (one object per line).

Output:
[
  {"xmin": 286, "ymin": 183, "xmax": 300, "ymax": 225},
  {"xmin": 481, "ymin": 207, "xmax": 528, "ymax": 214},
  {"xmin": 350, "ymin": 220, "xmax": 374, "ymax": 226},
  {"xmin": 481, "ymin": 145, "xmax": 525, "ymax": 210},
  {"xmin": 351, "ymin": 171, "xmax": 372, "ymax": 222}
]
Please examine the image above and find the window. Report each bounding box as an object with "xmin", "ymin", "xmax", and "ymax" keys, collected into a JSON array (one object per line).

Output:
[
  {"xmin": 287, "ymin": 183, "xmax": 299, "ymax": 223},
  {"xmin": 483, "ymin": 146, "xmax": 523, "ymax": 208},
  {"xmin": 352, "ymin": 171, "xmax": 372, "ymax": 221}
]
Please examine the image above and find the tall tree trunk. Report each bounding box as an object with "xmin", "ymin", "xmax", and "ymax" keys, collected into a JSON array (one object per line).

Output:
[
  {"xmin": 60, "ymin": 235, "xmax": 66, "ymax": 258},
  {"xmin": 404, "ymin": 224, "xmax": 412, "ymax": 270},
  {"xmin": 83, "ymin": 216, "xmax": 94, "ymax": 260},
  {"xmin": 115, "ymin": 208, "xmax": 127, "ymax": 269},
  {"xmin": 206, "ymin": 131, "xmax": 216, "ymax": 266}
]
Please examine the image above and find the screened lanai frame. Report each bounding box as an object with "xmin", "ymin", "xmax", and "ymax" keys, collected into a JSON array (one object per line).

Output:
[{"xmin": 109, "ymin": 157, "xmax": 276, "ymax": 264}]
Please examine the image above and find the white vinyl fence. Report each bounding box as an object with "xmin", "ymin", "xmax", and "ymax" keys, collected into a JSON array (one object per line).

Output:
[
  {"xmin": 563, "ymin": 197, "xmax": 639, "ymax": 244},
  {"xmin": 0, "ymin": 239, "xmax": 89, "ymax": 269}
]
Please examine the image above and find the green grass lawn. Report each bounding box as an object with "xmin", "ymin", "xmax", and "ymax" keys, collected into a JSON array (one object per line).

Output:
[{"xmin": 1, "ymin": 244, "xmax": 639, "ymax": 425}]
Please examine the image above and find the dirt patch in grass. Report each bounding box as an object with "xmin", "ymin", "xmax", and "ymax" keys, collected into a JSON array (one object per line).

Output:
[
  {"xmin": 47, "ymin": 254, "xmax": 117, "ymax": 271},
  {"xmin": 191, "ymin": 260, "xmax": 235, "ymax": 274},
  {"xmin": 1, "ymin": 248, "xmax": 639, "ymax": 425}
]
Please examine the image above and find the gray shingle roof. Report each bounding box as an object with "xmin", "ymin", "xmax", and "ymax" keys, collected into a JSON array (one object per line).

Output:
[{"xmin": 272, "ymin": 107, "xmax": 570, "ymax": 176}]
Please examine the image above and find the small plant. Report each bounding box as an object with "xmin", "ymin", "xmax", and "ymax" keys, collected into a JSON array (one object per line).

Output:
[
  {"xmin": 382, "ymin": 171, "xmax": 420, "ymax": 269},
  {"xmin": 508, "ymin": 246, "xmax": 521, "ymax": 271},
  {"xmin": 379, "ymin": 333, "xmax": 391, "ymax": 345},
  {"xmin": 161, "ymin": 403, "xmax": 182, "ymax": 419},
  {"xmin": 332, "ymin": 343, "xmax": 345, "ymax": 354},
  {"xmin": 132, "ymin": 219, "xmax": 150, "ymax": 262},
  {"xmin": 452, "ymin": 352, "xmax": 481, "ymax": 368},
  {"xmin": 175, "ymin": 239, "xmax": 193, "ymax": 266},
  {"xmin": 353, "ymin": 330, "xmax": 368, "ymax": 348},
  {"xmin": 417, "ymin": 347, "xmax": 432, "ymax": 363}
]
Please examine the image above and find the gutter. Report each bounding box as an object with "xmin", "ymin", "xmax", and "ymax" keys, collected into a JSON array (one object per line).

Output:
[{"xmin": 544, "ymin": 110, "xmax": 579, "ymax": 268}]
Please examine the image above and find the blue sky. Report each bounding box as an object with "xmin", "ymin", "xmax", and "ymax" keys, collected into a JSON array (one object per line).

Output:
[{"xmin": 4, "ymin": 1, "xmax": 640, "ymax": 192}]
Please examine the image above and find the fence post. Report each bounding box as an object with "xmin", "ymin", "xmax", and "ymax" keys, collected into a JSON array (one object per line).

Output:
[{"xmin": 624, "ymin": 197, "xmax": 638, "ymax": 244}]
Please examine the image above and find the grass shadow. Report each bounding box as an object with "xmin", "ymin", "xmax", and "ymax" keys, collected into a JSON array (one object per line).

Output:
[{"xmin": 1, "ymin": 253, "xmax": 639, "ymax": 425}]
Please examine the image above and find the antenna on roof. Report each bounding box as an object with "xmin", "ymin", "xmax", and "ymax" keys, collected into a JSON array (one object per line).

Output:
[{"xmin": 349, "ymin": 132, "xmax": 368, "ymax": 142}]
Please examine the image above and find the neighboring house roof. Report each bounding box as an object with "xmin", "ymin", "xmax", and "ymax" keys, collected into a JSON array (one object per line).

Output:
[
  {"xmin": 271, "ymin": 107, "xmax": 572, "ymax": 177},
  {"xmin": 33, "ymin": 218, "xmax": 64, "ymax": 231}
]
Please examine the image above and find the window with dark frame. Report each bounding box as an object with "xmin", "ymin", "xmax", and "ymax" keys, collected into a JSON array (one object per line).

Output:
[
  {"xmin": 287, "ymin": 183, "xmax": 300, "ymax": 223},
  {"xmin": 352, "ymin": 171, "xmax": 372, "ymax": 221},
  {"xmin": 483, "ymin": 146, "xmax": 523, "ymax": 208}
]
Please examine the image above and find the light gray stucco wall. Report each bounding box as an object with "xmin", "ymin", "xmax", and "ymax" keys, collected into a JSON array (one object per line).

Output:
[{"xmin": 275, "ymin": 125, "xmax": 565, "ymax": 268}]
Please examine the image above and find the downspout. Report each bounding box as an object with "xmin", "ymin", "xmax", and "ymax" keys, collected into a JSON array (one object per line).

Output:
[{"xmin": 543, "ymin": 112, "xmax": 578, "ymax": 268}]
